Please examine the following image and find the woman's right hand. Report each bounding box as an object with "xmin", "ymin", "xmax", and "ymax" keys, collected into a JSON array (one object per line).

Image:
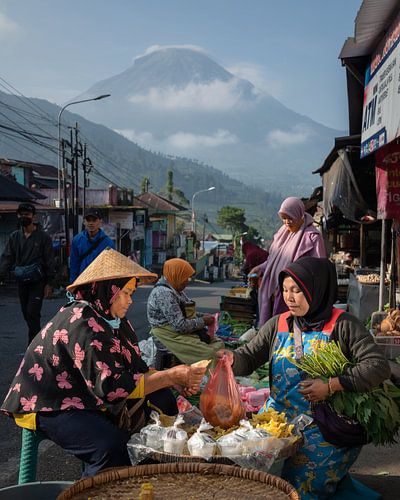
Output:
[
  {"xmin": 216, "ymin": 349, "xmax": 234, "ymax": 365},
  {"xmin": 249, "ymin": 266, "xmax": 260, "ymax": 276},
  {"xmin": 168, "ymin": 364, "xmax": 206, "ymax": 390},
  {"xmin": 202, "ymin": 314, "xmax": 215, "ymax": 326}
]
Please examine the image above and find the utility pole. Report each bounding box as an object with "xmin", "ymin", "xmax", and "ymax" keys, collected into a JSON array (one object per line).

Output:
[
  {"xmin": 82, "ymin": 143, "xmax": 93, "ymax": 217},
  {"xmin": 202, "ymin": 214, "xmax": 208, "ymax": 251},
  {"xmin": 61, "ymin": 138, "xmax": 70, "ymax": 254},
  {"xmin": 72, "ymin": 123, "xmax": 83, "ymax": 235}
]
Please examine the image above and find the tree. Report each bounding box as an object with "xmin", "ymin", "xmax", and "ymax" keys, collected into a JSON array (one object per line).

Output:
[
  {"xmin": 141, "ymin": 177, "xmax": 150, "ymax": 194},
  {"xmin": 245, "ymin": 225, "xmax": 261, "ymax": 244},
  {"xmin": 166, "ymin": 170, "xmax": 173, "ymax": 201},
  {"xmin": 217, "ymin": 206, "xmax": 247, "ymax": 235},
  {"xmin": 159, "ymin": 170, "xmax": 190, "ymax": 206}
]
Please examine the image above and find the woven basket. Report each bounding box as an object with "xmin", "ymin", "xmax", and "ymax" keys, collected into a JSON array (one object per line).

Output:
[
  {"xmin": 58, "ymin": 463, "xmax": 299, "ymax": 500},
  {"xmin": 146, "ymin": 436, "xmax": 302, "ymax": 465}
]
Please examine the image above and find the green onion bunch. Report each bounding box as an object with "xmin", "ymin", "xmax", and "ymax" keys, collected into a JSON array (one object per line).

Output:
[{"xmin": 291, "ymin": 341, "xmax": 400, "ymax": 446}]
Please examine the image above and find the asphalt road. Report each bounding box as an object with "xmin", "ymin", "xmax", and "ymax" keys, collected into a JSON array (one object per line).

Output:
[{"xmin": 0, "ymin": 281, "xmax": 399, "ymax": 498}]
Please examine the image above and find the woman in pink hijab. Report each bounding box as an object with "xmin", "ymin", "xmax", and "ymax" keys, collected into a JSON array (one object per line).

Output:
[{"xmin": 252, "ymin": 197, "xmax": 326, "ymax": 326}]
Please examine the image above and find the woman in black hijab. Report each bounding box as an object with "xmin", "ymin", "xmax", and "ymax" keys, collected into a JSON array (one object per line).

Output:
[{"xmin": 218, "ymin": 257, "xmax": 390, "ymax": 498}]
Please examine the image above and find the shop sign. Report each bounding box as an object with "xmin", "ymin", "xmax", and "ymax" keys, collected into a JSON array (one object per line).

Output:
[
  {"xmin": 109, "ymin": 211, "xmax": 133, "ymax": 229},
  {"xmin": 375, "ymin": 143, "xmax": 400, "ymax": 218},
  {"xmin": 361, "ymin": 11, "xmax": 400, "ymax": 157}
]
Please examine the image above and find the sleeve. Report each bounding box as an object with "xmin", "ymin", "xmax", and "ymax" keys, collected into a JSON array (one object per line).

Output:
[
  {"xmin": 74, "ymin": 317, "xmax": 141, "ymax": 405},
  {"xmin": 149, "ymin": 287, "xmax": 204, "ymax": 333},
  {"xmin": 253, "ymin": 258, "xmax": 269, "ymax": 274},
  {"xmin": 42, "ymin": 233, "xmax": 56, "ymax": 286},
  {"xmin": 106, "ymin": 236, "xmax": 115, "ymax": 249},
  {"xmin": 232, "ymin": 317, "xmax": 277, "ymax": 376},
  {"xmin": 309, "ymin": 232, "xmax": 327, "ymax": 258},
  {"xmin": 335, "ymin": 314, "xmax": 391, "ymax": 392},
  {"xmin": 0, "ymin": 235, "xmax": 16, "ymax": 275},
  {"xmin": 69, "ymin": 237, "xmax": 80, "ymax": 283}
]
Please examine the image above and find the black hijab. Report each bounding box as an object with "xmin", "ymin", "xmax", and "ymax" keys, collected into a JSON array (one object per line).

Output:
[
  {"xmin": 278, "ymin": 257, "xmax": 338, "ymax": 331},
  {"xmin": 74, "ymin": 277, "xmax": 135, "ymax": 320}
]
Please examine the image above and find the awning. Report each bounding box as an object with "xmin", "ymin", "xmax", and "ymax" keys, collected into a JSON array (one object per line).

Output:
[
  {"xmin": 321, "ymin": 150, "xmax": 375, "ymax": 224},
  {"xmin": 313, "ymin": 135, "xmax": 361, "ymax": 175},
  {"xmin": 340, "ymin": 0, "xmax": 400, "ymax": 59}
]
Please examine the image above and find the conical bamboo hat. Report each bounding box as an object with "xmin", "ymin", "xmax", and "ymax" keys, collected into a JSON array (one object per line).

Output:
[{"xmin": 67, "ymin": 247, "xmax": 158, "ymax": 292}]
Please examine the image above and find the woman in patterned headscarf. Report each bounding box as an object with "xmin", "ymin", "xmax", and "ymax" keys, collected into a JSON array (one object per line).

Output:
[
  {"xmin": 148, "ymin": 258, "xmax": 224, "ymax": 366},
  {"xmin": 1, "ymin": 249, "xmax": 207, "ymax": 477}
]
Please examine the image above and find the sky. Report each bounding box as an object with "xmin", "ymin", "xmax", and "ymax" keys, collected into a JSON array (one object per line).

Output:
[{"xmin": 0, "ymin": 0, "xmax": 362, "ymax": 131}]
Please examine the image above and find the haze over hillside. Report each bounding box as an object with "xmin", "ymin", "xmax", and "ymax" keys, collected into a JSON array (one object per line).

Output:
[
  {"xmin": 76, "ymin": 46, "xmax": 343, "ymax": 193},
  {"xmin": 0, "ymin": 89, "xmax": 282, "ymax": 235}
]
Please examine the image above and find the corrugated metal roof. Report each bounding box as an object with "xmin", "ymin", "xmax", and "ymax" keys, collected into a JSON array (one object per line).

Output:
[
  {"xmin": 136, "ymin": 192, "xmax": 187, "ymax": 212},
  {"xmin": 355, "ymin": 0, "xmax": 399, "ymax": 44},
  {"xmin": 0, "ymin": 174, "xmax": 46, "ymax": 202},
  {"xmin": 340, "ymin": 0, "xmax": 400, "ymax": 58}
]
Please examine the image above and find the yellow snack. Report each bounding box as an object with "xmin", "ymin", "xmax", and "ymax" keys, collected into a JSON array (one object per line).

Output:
[{"xmin": 191, "ymin": 359, "xmax": 212, "ymax": 369}]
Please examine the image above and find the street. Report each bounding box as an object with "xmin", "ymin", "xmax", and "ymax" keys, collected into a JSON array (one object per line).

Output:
[{"xmin": 0, "ymin": 281, "xmax": 399, "ymax": 498}]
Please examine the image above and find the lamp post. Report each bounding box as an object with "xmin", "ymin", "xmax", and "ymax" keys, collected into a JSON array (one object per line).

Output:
[
  {"xmin": 57, "ymin": 94, "xmax": 111, "ymax": 204},
  {"xmin": 191, "ymin": 186, "xmax": 215, "ymax": 234}
]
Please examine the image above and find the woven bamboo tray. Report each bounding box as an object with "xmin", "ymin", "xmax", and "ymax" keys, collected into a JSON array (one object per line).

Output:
[
  {"xmin": 146, "ymin": 436, "xmax": 302, "ymax": 465},
  {"xmin": 58, "ymin": 462, "xmax": 299, "ymax": 499}
]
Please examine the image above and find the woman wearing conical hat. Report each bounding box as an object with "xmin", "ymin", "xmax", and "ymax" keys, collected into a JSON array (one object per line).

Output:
[{"xmin": 1, "ymin": 249, "xmax": 207, "ymax": 477}]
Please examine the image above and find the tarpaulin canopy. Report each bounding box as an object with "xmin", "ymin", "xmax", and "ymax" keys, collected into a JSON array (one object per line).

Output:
[{"xmin": 322, "ymin": 149, "xmax": 375, "ymax": 223}]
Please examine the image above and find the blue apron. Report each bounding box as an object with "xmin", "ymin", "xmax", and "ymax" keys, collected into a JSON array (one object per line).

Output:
[{"xmin": 260, "ymin": 311, "xmax": 360, "ymax": 499}]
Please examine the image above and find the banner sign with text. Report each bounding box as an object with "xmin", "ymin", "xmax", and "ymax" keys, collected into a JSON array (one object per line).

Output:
[
  {"xmin": 376, "ymin": 143, "xmax": 400, "ymax": 219},
  {"xmin": 361, "ymin": 11, "xmax": 400, "ymax": 158}
]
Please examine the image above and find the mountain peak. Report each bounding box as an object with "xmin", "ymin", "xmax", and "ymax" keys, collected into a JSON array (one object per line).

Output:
[{"xmin": 79, "ymin": 46, "xmax": 253, "ymax": 100}]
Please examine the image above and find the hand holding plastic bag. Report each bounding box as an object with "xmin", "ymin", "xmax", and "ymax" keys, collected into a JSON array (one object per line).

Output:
[{"xmin": 200, "ymin": 354, "xmax": 245, "ymax": 429}]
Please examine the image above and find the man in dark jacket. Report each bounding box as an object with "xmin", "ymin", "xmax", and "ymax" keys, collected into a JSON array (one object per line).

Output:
[
  {"xmin": 69, "ymin": 209, "xmax": 114, "ymax": 283},
  {"xmin": 0, "ymin": 202, "xmax": 55, "ymax": 344}
]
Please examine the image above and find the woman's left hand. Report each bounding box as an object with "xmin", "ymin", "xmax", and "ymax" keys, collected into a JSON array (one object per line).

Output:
[{"xmin": 298, "ymin": 378, "xmax": 329, "ymax": 403}]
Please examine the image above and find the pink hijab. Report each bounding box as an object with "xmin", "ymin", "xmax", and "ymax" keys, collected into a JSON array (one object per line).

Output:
[{"xmin": 258, "ymin": 197, "xmax": 326, "ymax": 325}]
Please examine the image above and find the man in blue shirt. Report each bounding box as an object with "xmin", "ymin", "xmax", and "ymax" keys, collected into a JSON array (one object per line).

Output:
[{"xmin": 69, "ymin": 209, "xmax": 115, "ymax": 283}]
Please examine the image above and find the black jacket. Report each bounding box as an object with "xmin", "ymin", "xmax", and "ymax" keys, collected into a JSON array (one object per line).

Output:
[{"xmin": 0, "ymin": 226, "xmax": 55, "ymax": 285}]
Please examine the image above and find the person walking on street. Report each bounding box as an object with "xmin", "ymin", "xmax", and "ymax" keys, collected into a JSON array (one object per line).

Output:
[
  {"xmin": 69, "ymin": 209, "xmax": 114, "ymax": 283},
  {"xmin": 0, "ymin": 202, "xmax": 55, "ymax": 344}
]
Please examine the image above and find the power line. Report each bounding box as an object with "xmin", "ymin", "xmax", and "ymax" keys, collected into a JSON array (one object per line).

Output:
[
  {"xmin": 0, "ymin": 76, "xmax": 58, "ymax": 127},
  {"xmin": 0, "ymin": 132, "xmax": 56, "ymax": 164},
  {"xmin": 0, "ymin": 76, "xmax": 143, "ymax": 194},
  {"xmin": 0, "ymin": 122, "xmax": 56, "ymax": 141}
]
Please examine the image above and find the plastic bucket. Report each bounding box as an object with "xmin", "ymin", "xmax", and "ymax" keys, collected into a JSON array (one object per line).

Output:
[{"xmin": 0, "ymin": 481, "xmax": 73, "ymax": 500}]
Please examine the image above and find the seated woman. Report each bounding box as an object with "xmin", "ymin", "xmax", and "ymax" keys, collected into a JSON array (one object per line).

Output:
[
  {"xmin": 147, "ymin": 258, "xmax": 224, "ymax": 366},
  {"xmin": 1, "ymin": 249, "xmax": 207, "ymax": 477},
  {"xmin": 220, "ymin": 257, "xmax": 390, "ymax": 499}
]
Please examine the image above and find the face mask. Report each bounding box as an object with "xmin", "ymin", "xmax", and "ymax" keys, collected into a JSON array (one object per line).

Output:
[
  {"xmin": 19, "ymin": 217, "xmax": 32, "ymax": 227},
  {"xmin": 105, "ymin": 317, "xmax": 121, "ymax": 329}
]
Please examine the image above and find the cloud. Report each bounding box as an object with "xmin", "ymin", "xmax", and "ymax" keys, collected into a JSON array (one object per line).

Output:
[
  {"xmin": 0, "ymin": 11, "xmax": 22, "ymax": 41},
  {"xmin": 115, "ymin": 127, "xmax": 237, "ymax": 151},
  {"xmin": 227, "ymin": 62, "xmax": 283, "ymax": 98},
  {"xmin": 129, "ymin": 80, "xmax": 242, "ymax": 111},
  {"xmin": 266, "ymin": 123, "xmax": 313, "ymax": 148},
  {"xmin": 135, "ymin": 44, "xmax": 206, "ymax": 60},
  {"xmin": 114, "ymin": 129, "xmax": 155, "ymax": 148},
  {"xmin": 166, "ymin": 129, "xmax": 237, "ymax": 149}
]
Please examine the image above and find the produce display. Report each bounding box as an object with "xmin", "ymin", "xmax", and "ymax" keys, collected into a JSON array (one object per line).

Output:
[
  {"xmin": 376, "ymin": 309, "xmax": 400, "ymax": 336},
  {"xmin": 291, "ymin": 341, "xmax": 400, "ymax": 445},
  {"xmin": 128, "ymin": 407, "xmax": 298, "ymax": 461},
  {"xmin": 356, "ymin": 273, "xmax": 381, "ymax": 284},
  {"xmin": 251, "ymin": 408, "xmax": 295, "ymax": 438}
]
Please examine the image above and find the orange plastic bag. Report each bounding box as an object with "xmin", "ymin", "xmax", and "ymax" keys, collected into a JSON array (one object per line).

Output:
[{"xmin": 200, "ymin": 355, "xmax": 245, "ymax": 429}]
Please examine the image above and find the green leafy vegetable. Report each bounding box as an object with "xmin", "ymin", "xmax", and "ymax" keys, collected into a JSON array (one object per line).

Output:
[{"xmin": 291, "ymin": 341, "xmax": 400, "ymax": 446}]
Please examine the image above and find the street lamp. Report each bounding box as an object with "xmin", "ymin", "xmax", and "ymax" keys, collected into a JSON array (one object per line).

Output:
[
  {"xmin": 57, "ymin": 94, "xmax": 111, "ymax": 204},
  {"xmin": 191, "ymin": 186, "xmax": 215, "ymax": 234}
]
